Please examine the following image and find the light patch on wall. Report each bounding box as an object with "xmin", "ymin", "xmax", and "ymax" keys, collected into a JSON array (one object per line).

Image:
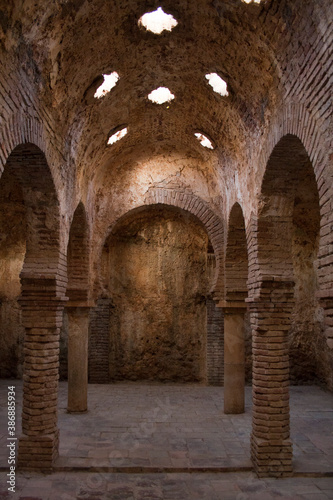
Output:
[
  {"xmin": 107, "ymin": 127, "xmax": 128, "ymax": 145},
  {"xmin": 194, "ymin": 132, "xmax": 214, "ymax": 150},
  {"xmin": 205, "ymin": 73, "xmax": 228, "ymax": 97},
  {"xmin": 148, "ymin": 87, "xmax": 175, "ymax": 104},
  {"xmin": 94, "ymin": 72, "xmax": 119, "ymax": 98},
  {"xmin": 138, "ymin": 7, "xmax": 178, "ymax": 34}
]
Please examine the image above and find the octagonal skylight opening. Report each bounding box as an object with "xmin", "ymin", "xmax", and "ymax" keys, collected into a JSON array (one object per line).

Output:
[
  {"xmin": 94, "ymin": 72, "xmax": 119, "ymax": 99},
  {"xmin": 138, "ymin": 7, "xmax": 178, "ymax": 34},
  {"xmin": 205, "ymin": 73, "xmax": 228, "ymax": 97},
  {"xmin": 195, "ymin": 132, "xmax": 215, "ymax": 150},
  {"xmin": 107, "ymin": 126, "xmax": 128, "ymax": 145},
  {"xmin": 148, "ymin": 87, "xmax": 175, "ymax": 104}
]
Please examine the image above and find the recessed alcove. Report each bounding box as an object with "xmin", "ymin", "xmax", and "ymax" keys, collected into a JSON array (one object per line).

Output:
[{"xmin": 96, "ymin": 206, "xmax": 211, "ymax": 383}]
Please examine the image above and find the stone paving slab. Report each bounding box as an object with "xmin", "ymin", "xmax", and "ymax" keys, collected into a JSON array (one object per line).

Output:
[
  {"xmin": 1, "ymin": 471, "xmax": 333, "ymax": 499},
  {"xmin": 54, "ymin": 382, "xmax": 251, "ymax": 470},
  {"xmin": 0, "ymin": 381, "xmax": 333, "ymax": 476}
]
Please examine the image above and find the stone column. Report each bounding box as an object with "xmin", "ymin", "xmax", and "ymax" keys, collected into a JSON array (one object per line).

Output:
[
  {"xmin": 221, "ymin": 302, "xmax": 246, "ymax": 414},
  {"xmin": 66, "ymin": 305, "xmax": 91, "ymax": 413},
  {"xmin": 18, "ymin": 286, "xmax": 66, "ymax": 471}
]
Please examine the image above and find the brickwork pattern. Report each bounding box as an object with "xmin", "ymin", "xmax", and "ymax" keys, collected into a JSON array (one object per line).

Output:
[
  {"xmin": 206, "ymin": 297, "xmax": 224, "ymax": 385},
  {"xmin": 247, "ymin": 134, "xmax": 322, "ymax": 476},
  {"xmin": 0, "ymin": 0, "xmax": 332, "ymax": 478},
  {"xmin": 88, "ymin": 298, "xmax": 111, "ymax": 383},
  {"xmin": 225, "ymin": 202, "xmax": 248, "ymax": 303},
  {"xmin": 0, "ymin": 143, "xmax": 67, "ymax": 470},
  {"xmin": 254, "ymin": 100, "xmax": 333, "ymax": 349},
  {"xmin": 66, "ymin": 202, "xmax": 90, "ymax": 303}
]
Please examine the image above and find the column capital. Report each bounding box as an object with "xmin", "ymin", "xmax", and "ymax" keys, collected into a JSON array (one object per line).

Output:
[
  {"xmin": 65, "ymin": 301, "xmax": 95, "ymax": 309},
  {"xmin": 217, "ymin": 300, "xmax": 247, "ymax": 313}
]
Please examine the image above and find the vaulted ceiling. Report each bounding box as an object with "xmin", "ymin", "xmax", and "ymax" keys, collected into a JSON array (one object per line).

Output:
[
  {"xmin": 2, "ymin": 1, "xmax": 283, "ymax": 171},
  {"xmin": 1, "ymin": 0, "xmax": 321, "ymax": 202}
]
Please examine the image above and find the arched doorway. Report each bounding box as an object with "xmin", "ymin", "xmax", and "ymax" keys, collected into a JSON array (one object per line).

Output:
[
  {"xmin": 0, "ymin": 143, "xmax": 65, "ymax": 470},
  {"xmin": 91, "ymin": 204, "xmax": 219, "ymax": 383},
  {"xmin": 223, "ymin": 202, "xmax": 249, "ymax": 414},
  {"xmin": 63, "ymin": 202, "xmax": 91, "ymax": 412},
  {"xmin": 250, "ymin": 134, "xmax": 325, "ymax": 477}
]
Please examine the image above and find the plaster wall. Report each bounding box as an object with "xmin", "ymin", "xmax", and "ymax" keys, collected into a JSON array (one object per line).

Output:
[{"xmin": 104, "ymin": 207, "xmax": 209, "ymax": 382}]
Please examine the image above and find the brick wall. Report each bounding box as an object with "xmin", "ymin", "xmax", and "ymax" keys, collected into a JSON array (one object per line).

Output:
[
  {"xmin": 225, "ymin": 202, "xmax": 248, "ymax": 303},
  {"xmin": 206, "ymin": 296, "xmax": 224, "ymax": 385},
  {"xmin": 88, "ymin": 298, "xmax": 111, "ymax": 383},
  {"xmin": 66, "ymin": 202, "xmax": 90, "ymax": 303}
]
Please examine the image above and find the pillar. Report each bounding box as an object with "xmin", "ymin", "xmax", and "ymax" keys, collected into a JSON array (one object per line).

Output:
[
  {"xmin": 18, "ymin": 281, "xmax": 66, "ymax": 471},
  {"xmin": 66, "ymin": 305, "xmax": 90, "ymax": 413},
  {"xmin": 248, "ymin": 281, "xmax": 294, "ymax": 477},
  {"xmin": 221, "ymin": 302, "xmax": 246, "ymax": 414}
]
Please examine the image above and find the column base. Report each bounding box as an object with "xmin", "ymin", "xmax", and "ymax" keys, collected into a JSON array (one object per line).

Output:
[
  {"xmin": 67, "ymin": 408, "xmax": 88, "ymax": 414},
  {"xmin": 251, "ymin": 434, "xmax": 293, "ymax": 477},
  {"xmin": 18, "ymin": 430, "xmax": 59, "ymax": 471}
]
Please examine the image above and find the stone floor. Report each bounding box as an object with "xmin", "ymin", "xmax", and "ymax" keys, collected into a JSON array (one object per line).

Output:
[{"xmin": 0, "ymin": 381, "xmax": 333, "ymax": 499}]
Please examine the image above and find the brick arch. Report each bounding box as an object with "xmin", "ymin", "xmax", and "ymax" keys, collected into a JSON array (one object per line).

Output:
[
  {"xmin": 251, "ymin": 104, "xmax": 330, "ymax": 295},
  {"xmin": 95, "ymin": 193, "xmax": 225, "ymax": 386},
  {"xmin": 5, "ymin": 143, "xmax": 62, "ymax": 266},
  {"xmin": 253, "ymin": 103, "xmax": 332, "ymax": 300},
  {"xmin": 252, "ymin": 133, "xmax": 321, "ymax": 295},
  {"xmin": 225, "ymin": 202, "xmax": 248, "ymax": 303},
  {"xmin": 249, "ymin": 99, "xmax": 331, "ymax": 300},
  {"xmin": 65, "ymin": 201, "xmax": 91, "ymax": 414},
  {"xmin": 66, "ymin": 201, "xmax": 90, "ymax": 303},
  {"xmin": 256, "ymin": 102, "xmax": 331, "ymax": 190},
  {"xmin": 0, "ymin": 113, "xmax": 47, "ymax": 176},
  {"xmin": 223, "ymin": 201, "xmax": 249, "ymax": 415},
  {"xmin": 0, "ymin": 141, "xmax": 67, "ymax": 470},
  {"xmin": 99, "ymin": 188, "xmax": 224, "ymax": 299},
  {"xmin": 0, "ymin": 113, "xmax": 65, "ymax": 248},
  {"xmin": 143, "ymin": 188, "xmax": 224, "ymax": 298},
  {"xmin": 249, "ymin": 132, "xmax": 322, "ymax": 477}
]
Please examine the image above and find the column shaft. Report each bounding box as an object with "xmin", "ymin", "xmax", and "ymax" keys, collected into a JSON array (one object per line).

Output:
[
  {"xmin": 223, "ymin": 306, "xmax": 245, "ymax": 414},
  {"xmin": 249, "ymin": 297, "xmax": 293, "ymax": 477},
  {"xmin": 67, "ymin": 307, "xmax": 89, "ymax": 413},
  {"xmin": 18, "ymin": 296, "xmax": 65, "ymax": 471}
]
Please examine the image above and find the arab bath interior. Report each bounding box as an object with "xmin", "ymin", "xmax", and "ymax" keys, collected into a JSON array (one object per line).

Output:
[{"xmin": 0, "ymin": 0, "xmax": 332, "ymax": 490}]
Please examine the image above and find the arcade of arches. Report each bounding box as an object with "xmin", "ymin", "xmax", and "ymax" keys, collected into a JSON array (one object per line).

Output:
[{"xmin": 0, "ymin": 0, "xmax": 332, "ymax": 479}]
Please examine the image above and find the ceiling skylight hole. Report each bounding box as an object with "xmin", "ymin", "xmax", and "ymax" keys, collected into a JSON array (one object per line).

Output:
[
  {"xmin": 138, "ymin": 7, "xmax": 178, "ymax": 34},
  {"xmin": 107, "ymin": 126, "xmax": 128, "ymax": 145},
  {"xmin": 195, "ymin": 132, "xmax": 214, "ymax": 150},
  {"xmin": 242, "ymin": 0, "xmax": 262, "ymax": 4},
  {"xmin": 148, "ymin": 87, "xmax": 175, "ymax": 104},
  {"xmin": 205, "ymin": 73, "xmax": 228, "ymax": 97},
  {"xmin": 94, "ymin": 72, "xmax": 119, "ymax": 99}
]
